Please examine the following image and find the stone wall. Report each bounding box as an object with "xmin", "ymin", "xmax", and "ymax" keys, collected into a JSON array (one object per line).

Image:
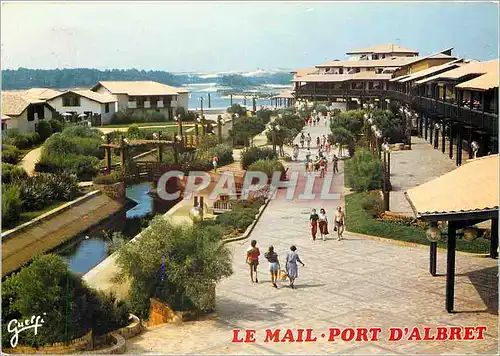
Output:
[
  {"xmin": 3, "ymin": 330, "xmax": 93, "ymax": 354},
  {"xmin": 1, "ymin": 190, "xmax": 124, "ymax": 277},
  {"xmin": 94, "ymin": 181, "xmax": 126, "ymax": 200}
]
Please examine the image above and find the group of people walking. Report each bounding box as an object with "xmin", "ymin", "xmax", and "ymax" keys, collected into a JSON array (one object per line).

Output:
[
  {"xmin": 309, "ymin": 207, "xmax": 345, "ymax": 241},
  {"xmin": 246, "ymin": 240, "xmax": 305, "ymax": 289}
]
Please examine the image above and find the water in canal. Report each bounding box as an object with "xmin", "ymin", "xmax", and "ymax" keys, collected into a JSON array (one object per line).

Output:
[{"xmin": 54, "ymin": 182, "xmax": 177, "ymax": 276}]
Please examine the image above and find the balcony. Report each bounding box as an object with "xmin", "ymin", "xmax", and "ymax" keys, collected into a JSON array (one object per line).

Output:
[
  {"xmin": 128, "ymin": 102, "xmax": 137, "ymax": 109},
  {"xmin": 157, "ymin": 100, "xmax": 164, "ymax": 108},
  {"xmin": 144, "ymin": 101, "xmax": 151, "ymax": 109},
  {"xmin": 295, "ymin": 88, "xmax": 386, "ymax": 98}
]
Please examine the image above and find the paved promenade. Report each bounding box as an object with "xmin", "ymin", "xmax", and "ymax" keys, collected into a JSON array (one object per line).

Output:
[{"xmin": 127, "ymin": 123, "xmax": 498, "ymax": 354}]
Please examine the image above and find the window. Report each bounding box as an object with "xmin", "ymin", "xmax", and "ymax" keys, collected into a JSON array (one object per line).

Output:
[
  {"xmin": 128, "ymin": 96, "xmax": 136, "ymax": 102},
  {"xmin": 339, "ymin": 68, "xmax": 343, "ymax": 74},
  {"xmin": 372, "ymin": 54, "xmax": 379, "ymax": 60},
  {"xmin": 105, "ymin": 103, "xmax": 110, "ymax": 113},
  {"xmin": 62, "ymin": 94, "xmax": 80, "ymax": 107},
  {"xmin": 2, "ymin": 122, "xmax": 7, "ymax": 131}
]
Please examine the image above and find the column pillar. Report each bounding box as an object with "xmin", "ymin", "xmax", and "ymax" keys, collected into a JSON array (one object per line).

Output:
[
  {"xmin": 424, "ymin": 116, "xmax": 428, "ymax": 140},
  {"xmin": 456, "ymin": 131, "xmax": 462, "ymax": 166},
  {"xmin": 441, "ymin": 123, "xmax": 446, "ymax": 154},
  {"xmin": 446, "ymin": 221, "xmax": 457, "ymax": 313},
  {"xmin": 491, "ymin": 218, "xmax": 498, "ymax": 259},
  {"xmin": 448, "ymin": 125, "xmax": 454, "ymax": 160}
]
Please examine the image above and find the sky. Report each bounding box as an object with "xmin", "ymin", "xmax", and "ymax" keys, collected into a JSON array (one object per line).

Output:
[{"xmin": 1, "ymin": 1, "xmax": 498, "ymax": 73}]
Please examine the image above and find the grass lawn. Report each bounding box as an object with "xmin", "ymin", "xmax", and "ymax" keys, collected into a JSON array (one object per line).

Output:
[
  {"xmin": 345, "ymin": 191, "xmax": 491, "ymax": 254},
  {"xmin": 2, "ymin": 201, "xmax": 69, "ymax": 233},
  {"xmin": 101, "ymin": 122, "xmax": 194, "ymax": 128}
]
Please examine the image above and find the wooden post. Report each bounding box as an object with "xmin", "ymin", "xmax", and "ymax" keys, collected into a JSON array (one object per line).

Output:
[
  {"xmin": 446, "ymin": 221, "xmax": 457, "ymax": 313},
  {"xmin": 217, "ymin": 116, "xmax": 222, "ymax": 144},
  {"xmin": 382, "ymin": 151, "xmax": 389, "ymax": 212},
  {"xmin": 449, "ymin": 125, "xmax": 454, "ymax": 160},
  {"xmin": 230, "ymin": 94, "xmax": 233, "ymax": 105},
  {"xmin": 441, "ymin": 123, "xmax": 446, "ymax": 154},
  {"xmin": 120, "ymin": 135, "xmax": 126, "ymax": 171},
  {"xmin": 456, "ymin": 131, "xmax": 462, "ymax": 166},
  {"xmin": 424, "ymin": 116, "xmax": 428, "ymax": 140},
  {"xmin": 194, "ymin": 196, "xmax": 199, "ymax": 207},
  {"xmin": 429, "ymin": 222, "xmax": 438, "ymax": 276},
  {"xmin": 208, "ymin": 93, "xmax": 211, "ymax": 108},
  {"xmin": 194, "ymin": 122, "xmax": 199, "ymax": 137},
  {"xmin": 199, "ymin": 196, "xmax": 204, "ymax": 219},
  {"xmin": 173, "ymin": 136, "xmax": 179, "ymax": 165},
  {"xmin": 491, "ymin": 218, "xmax": 498, "ymax": 259}
]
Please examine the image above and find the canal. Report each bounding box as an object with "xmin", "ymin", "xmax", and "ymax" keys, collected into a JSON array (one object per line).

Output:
[{"xmin": 54, "ymin": 182, "xmax": 178, "ymax": 275}]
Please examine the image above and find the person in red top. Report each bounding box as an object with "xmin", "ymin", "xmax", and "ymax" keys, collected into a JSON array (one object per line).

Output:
[
  {"xmin": 246, "ymin": 240, "xmax": 260, "ymax": 283},
  {"xmin": 212, "ymin": 154, "xmax": 219, "ymax": 172}
]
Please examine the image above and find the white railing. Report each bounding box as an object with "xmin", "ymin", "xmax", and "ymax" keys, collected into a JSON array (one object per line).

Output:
[
  {"xmin": 144, "ymin": 101, "xmax": 151, "ymax": 108},
  {"xmin": 157, "ymin": 100, "xmax": 164, "ymax": 108}
]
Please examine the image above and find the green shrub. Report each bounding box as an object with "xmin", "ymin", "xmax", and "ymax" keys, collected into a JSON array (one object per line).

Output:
[
  {"xmin": 2, "ymin": 185, "xmax": 22, "ymax": 225},
  {"xmin": 25, "ymin": 132, "xmax": 41, "ymax": 146},
  {"xmin": 240, "ymin": 146, "xmax": 277, "ymax": 170},
  {"xmin": 247, "ymin": 159, "xmax": 285, "ymax": 178},
  {"xmin": 127, "ymin": 124, "xmax": 141, "ymax": 138},
  {"xmin": 36, "ymin": 154, "xmax": 100, "ymax": 180},
  {"xmin": 1, "ymin": 144, "xmax": 21, "ymax": 164},
  {"xmin": 48, "ymin": 119, "xmax": 63, "ymax": 133},
  {"xmin": 14, "ymin": 172, "xmax": 79, "ymax": 210},
  {"xmin": 2, "ymin": 163, "xmax": 28, "ymax": 184},
  {"xmin": 196, "ymin": 143, "xmax": 233, "ymax": 166},
  {"xmin": 215, "ymin": 209, "xmax": 256, "ymax": 231},
  {"xmin": 181, "ymin": 160, "xmax": 213, "ymax": 173},
  {"xmin": 361, "ymin": 192, "xmax": 384, "ymax": 217},
  {"xmin": 227, "ymin": 103, "xmax": 247, "ymax": 117},
  {"xmin": 1, "ymin": 254, "xmax": 128, "ymax": 348},
  {"xmin": 93, "ymin": 171, "xmax": 125, "ymax": 185},
  {"xmin": 117, "ymin": 217, "xmax": 233, "ymax": 318},
  {"xmin": 344, "ymin": 149, "xmax": 382, "ymax": 192},
  {"xmin": 256, "ymin": 109, "xmax": 273, "ymax": 124},
  {"xmin": 36, "ymin": 120, "xmax": 53, "ymax": 141}
]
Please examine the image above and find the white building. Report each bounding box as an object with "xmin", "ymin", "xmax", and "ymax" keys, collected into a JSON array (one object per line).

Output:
[
  {"xmin": 46, "ymin": 90, "xmax": 117, "ymax": 125},
  {"xmin": 91, "ymin": 81, "xmax": 189, "ymax": 120},
  {"xmin": 1, "ymin": 91, "xmax": 54, "ymax": 133}
]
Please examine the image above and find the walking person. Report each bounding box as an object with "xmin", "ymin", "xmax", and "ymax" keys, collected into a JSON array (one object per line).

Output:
[
  {"xmin": 319, "ymin": 158, "xmax": 326, "ymax": 178},
  {"xmin": 212, "ymin": 154, "xmax": 219, "ymax": 173},
  {"xmin": 264, "ymin": 246, "xmax": 280, "ymax": 288},
  {"xmin": 306, "ymin": 133, "xmax": 312, "ymax": 150},
  {"xmin": 318, "ymin": 208, "xmax": 329, "ymax": 241},
  {"xmin": 300, "ymin": 132, "xmax": 305, "ymax": 148},
  {"xmin": 316, "ymin": 136, "xmax": 320, "ymax": 148},
  {"xmin": 309, "ymin": 208, "xmax": 319, "ymax": 241},
  {"xmin": 293, "ymin": 144, "xmax": 299, "ymax": 161},
  {"xmin": 321, "ymin": 134, "xmax": 327, "ymax": 149},
  {"xmin": 285, "ymin": 245, "xmax": 305, "ymax": 289},
  {"xmin": 332, "ymin": 154, "xmax": 339, "ymax": 174},
  {"xmin": 334, "ymin": 207, "xmax": 345, "ymax": 241},
  {"xmin": 246, "ymin": 240, "xmax": 261, "ymax": 283}
]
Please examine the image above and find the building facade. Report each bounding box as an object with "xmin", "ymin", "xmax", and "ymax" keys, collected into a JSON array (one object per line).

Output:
[
  {"xmin": 1, "ymin": 92, "xmax": 54, "ymax": 133},
  {"xmin": 46, "ymin": 90, "xmax": 117, "ymax": 125},
  {"xmin": 292, "ymin": 44, "xmax": 498, "ymax": 163},
  {"xmin": 91, "ymin": 81, "xmax": 189, "ymax": 120}
]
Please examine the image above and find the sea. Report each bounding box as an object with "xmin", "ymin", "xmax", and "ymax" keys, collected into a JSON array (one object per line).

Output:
[{"xmin": 184, "ymin": 82, "xmax": 292, "ymax": 110}]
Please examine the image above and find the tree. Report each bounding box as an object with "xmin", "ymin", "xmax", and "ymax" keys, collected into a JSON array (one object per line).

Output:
[
  {"xmin": 344, "ymin": 150, "xmax": 382, "ymax": 192},
  {"xmin": 1, "ymin": 254, "xmax": 128, "ymax": 348},
  {"xmin": 331, "ymin": 110, "xmax": 364, "ymax": 142},
  {"xmin": 370, "ymin": 109, "xmax": 407, "ymax": 144},
  {"xmin": 116, "ymin": 217, "xmax": 233, "ymax": 319},
  {"xmin": 329, "ymin": 128, "xmax": 354, "ymax": 157}
]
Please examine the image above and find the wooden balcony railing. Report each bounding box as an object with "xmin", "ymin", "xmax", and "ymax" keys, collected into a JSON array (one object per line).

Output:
[{"xmin": 294, "ymin": 87, "xmax": 498, "ymax": 134}]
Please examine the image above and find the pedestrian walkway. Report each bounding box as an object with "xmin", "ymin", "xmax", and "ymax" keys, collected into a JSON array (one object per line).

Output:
[
  {"xmin": 126, "ymin": 122, "xmax": 498, "ymax": 354},
  {"xmin": 19, "ymin": 146, "xmax": 42, "ymax": 175},
  {"xmin": 389, "ymin": 136, "xmax": 458, "ymax": 216}
]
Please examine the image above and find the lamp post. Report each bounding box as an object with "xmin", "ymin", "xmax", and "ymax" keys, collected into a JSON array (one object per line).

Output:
[
  {"xmin": 434, "ymin": 122, "xmax": 440, "ymax": 149},
  {"xmin": 195, "ymin": 115, "xmax": 200, "ymax": 137},
  {"xmin": 217, "ymin": 115, "xmax": 224, "ymax": 144},
  {"xmin": 367, "ymin": 116, "xmax": 373, "ymax": 152},
  {"xmin": 382, "ymin": 141, "xmax": 391, "ymax": 212},
  {"xmin": 174, "ymin": 114, "xmax": 183, "ymax": 136},
  {"xmin": 375, "ymin": 129, "xmax": 382, "ymax": 159}
]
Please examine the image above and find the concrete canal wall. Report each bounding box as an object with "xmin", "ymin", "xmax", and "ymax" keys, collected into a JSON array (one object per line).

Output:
[{"xmin": 1, "ymin": 190, "xmax": 125, "ymax": 277}]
